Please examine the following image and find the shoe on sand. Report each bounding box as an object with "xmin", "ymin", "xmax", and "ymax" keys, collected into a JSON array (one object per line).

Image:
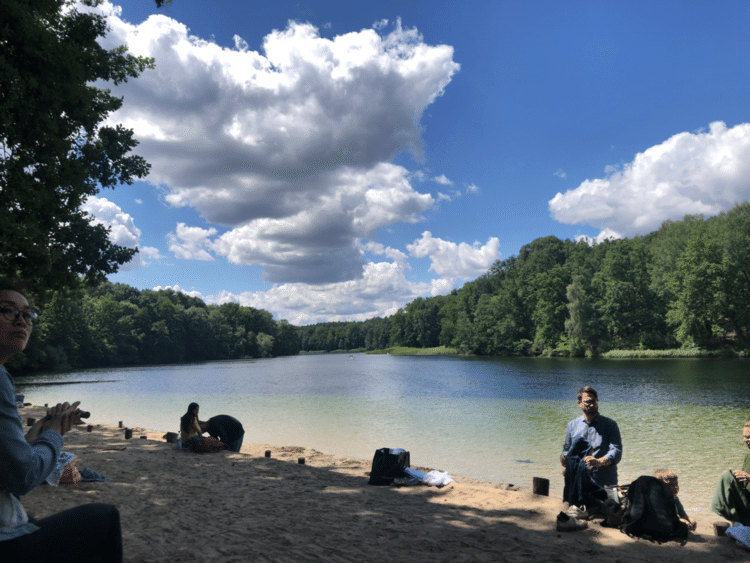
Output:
[
  {"xmin": 566, "ymin": 504, "xmax": 589, "ymax": 520},
  {"xmin": 557, "ymin": 511, "xmax": 588, "ymax": 532}
]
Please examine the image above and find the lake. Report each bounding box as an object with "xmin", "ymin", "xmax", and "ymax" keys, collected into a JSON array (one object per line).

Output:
[{"xmin": 13, "ymin": 354, "xmax": 750, "ymax": 523}]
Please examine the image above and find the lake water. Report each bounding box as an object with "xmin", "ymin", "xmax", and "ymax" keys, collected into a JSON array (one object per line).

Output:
[{"xmin": 13, "ymin": 354, "xmax": 750, "ymax": 523}]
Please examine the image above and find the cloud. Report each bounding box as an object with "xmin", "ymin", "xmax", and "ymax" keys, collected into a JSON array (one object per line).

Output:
[
  {"xmin": 465, "ymin": 183, "xmax": 479, "ymax": 194},
  {"xmin": 96, "ymin": 6, "xmax": 459, "ymax": 283},
  {"xmin": 140, "ymin": 246, "xmax": 165, "ymax": 260},
  {"xmin": 406, "ymin": 231, "xmax": 501, "ymax": 282},
  {"xmin": 574, "ymin": 229, "xmax": 622, "ymax": 246},
  {"xmin": 168, "ymin": 223, "xmax": 217, "ymax": 261},
  {"xmin": 554, "ymin": 169, "xmax": 566, "ymax": 179},
  {"xmin": 432, "ymin": 174, "xmax": 453, "ymax": 185},
  {"xmin": 159, "ymin": 254, "xmax": 433, "ymax": 325},
  {"xmin": 549, "ymin": 121, "xmax": 750, "ymax": 238},
  {"xmin": 81, "ymin": 195, "xmax": 154, "ymax": 270}
]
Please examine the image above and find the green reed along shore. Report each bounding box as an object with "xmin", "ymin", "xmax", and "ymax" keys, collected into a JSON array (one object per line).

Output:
[{"xmin": 366, "ymin": 346, "xmax": 747, "ymax": 358}]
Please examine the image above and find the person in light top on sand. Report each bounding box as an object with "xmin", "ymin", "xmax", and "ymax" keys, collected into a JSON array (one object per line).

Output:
[
  {"xmin": 180, "ymin": 402, "xmax": 204, "ymax": 450},
  {"xmin": 0, "ymin": 281, "xmax": 122, "ymax": 562}
]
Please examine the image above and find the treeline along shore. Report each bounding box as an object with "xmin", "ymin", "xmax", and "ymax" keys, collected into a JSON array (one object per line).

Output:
[
  {"xmin": 12, "ymin": 203, "xmax": 750, "ymax": 374},
  {"xmin": 299, "ymin": 203, "xmax": 750, "ymax": 358},
  {"xmin": 9, "ymin": 284, "xmax": 300, "ymax": 374}
]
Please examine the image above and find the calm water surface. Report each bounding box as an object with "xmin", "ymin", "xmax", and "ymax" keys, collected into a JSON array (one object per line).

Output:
[{"xmin": 14, "ymin": 355, "xmax": 750, "ymax": 523}]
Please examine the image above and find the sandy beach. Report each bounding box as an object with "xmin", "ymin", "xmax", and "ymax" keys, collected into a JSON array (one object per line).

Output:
[{"xmin": 16, "ymin": 406, "xmax": 750, "ymax": 562}]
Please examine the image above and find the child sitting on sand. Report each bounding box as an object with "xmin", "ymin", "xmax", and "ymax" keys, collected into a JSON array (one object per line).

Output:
[{"xmin": 654, "ymin": 468, "xmax": 697, "ymax": 531}]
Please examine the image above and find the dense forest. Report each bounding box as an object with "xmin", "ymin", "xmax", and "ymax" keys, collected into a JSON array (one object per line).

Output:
[
  {"xmin": 11, "ymin": 202, "xmax": 749, "ymax": 374},
  {"xmin": 8, "ymin": 282, "xmax": 299, "ymax": 374},
  {"xmin": 299, "ymin": 202, "xmax": 750, "ymax": 357}
]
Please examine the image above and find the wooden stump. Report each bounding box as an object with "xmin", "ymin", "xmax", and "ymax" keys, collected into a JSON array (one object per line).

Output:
[
  {"xmin": 87, "ymin": 425, "xmax": 93, "ymax": 432},
  {"xmin": 713, "ymin": 520, "xmax": 730, "ymax": 537},
  {"xmin": 532, "ymin": 476, "xmax": 549, "ymax": 496},
  {"xmin": 265, "ymin": 450, "xmax": 271, "ymax": 458},
  {"xmin": 27, "ymin": 417, "xmax": 36, "ymax": 426},
  {"xmin": 118, "ymin": 421, "xmax": 123, "ymax": 428},
  {"xmin": 124, "ymin": 428, "xmax": 132, "ymax": 439},
  {"xmin": 298, "ymin": 457, "xmax": 305, "ymax": 465}
]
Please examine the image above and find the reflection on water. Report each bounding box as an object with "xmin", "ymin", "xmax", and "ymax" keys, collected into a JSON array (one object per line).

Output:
[{"xmin": 14, "ymin": 355, "xmax": 750, "ymax": 523}]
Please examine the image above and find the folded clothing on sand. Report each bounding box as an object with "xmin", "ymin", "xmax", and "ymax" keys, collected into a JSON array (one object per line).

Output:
[{"xmin": 79, "ymin": 468, "xmax": 106, "ymax": 483}]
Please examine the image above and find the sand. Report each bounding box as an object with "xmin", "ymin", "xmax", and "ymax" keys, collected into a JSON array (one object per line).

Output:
[{"xmin": 16, "ymin": 406, "xmax": 750, "ymax": 562}]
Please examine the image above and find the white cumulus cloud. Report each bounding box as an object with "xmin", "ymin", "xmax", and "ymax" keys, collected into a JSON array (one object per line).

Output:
[
  {"xmin": 82, "ymin": 195, "xmax": 158, "ymax": 270},
  {"xmin": 406, "ymin": 231, "xmax": 501, "ymax": 286},
  {"xmin": 160, "ymin": 255, "xmax": 432, "ymax": 325},
  {"xmin": 549, "ymin": 121, "xmax": 750, "ymax": 238},
  {"xmin": 168, "ymin": 223, "xmax": 217, "ymax": 261},
  {"xmin": 94, "ymin": 5, "xmax": 459, "ymax": 283}
]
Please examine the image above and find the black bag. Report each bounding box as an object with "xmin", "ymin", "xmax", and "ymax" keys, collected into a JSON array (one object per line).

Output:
[
  {"xmin": 620, "ymin": 476, "xmax": 688, "ymax": 542},
  {"xmin": 368, "ymin": 448, "xmax": 410, "ymax": 486}
]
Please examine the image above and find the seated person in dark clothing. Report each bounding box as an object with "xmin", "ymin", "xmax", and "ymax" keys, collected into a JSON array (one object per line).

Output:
[{"xmin": 202, "ymin": 415, "xmax": 245, "ymax": 453}]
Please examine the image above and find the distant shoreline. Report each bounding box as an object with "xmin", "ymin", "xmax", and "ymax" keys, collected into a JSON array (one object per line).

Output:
[{"xmin": 362, "ymin": 346, "xmax": 745, "ymax": 359}]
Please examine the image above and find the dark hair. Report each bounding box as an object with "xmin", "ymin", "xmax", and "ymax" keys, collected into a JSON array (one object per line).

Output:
[
  {"xmin": 180, "ymin": 402, "xmax": 199, "ymax": 433},
  {"xmin": 0, "ymin": 281, "xmax": 33, "ymax": 308},
  {"xmin": 577, "ymin": 386, "xmax": 598, "ymax": 402}
]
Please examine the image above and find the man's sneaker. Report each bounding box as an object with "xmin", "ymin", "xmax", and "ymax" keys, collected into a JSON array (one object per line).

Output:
[
  {"xmin": 566, "ymin": 504, "xmax": 589, "ymax": 520},
  {"xmin": 557, "ymin": 511, "xmax": 588, "ymax": 532}
]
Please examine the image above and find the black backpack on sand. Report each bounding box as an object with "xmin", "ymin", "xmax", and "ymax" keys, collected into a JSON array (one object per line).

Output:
[
  {"xmin": 620, "ymin": 476, "xmax": 688, "ymax": 543},
  {"xmin": 368, "ymin": 448, "xmax": 410, "ymax": 486}
]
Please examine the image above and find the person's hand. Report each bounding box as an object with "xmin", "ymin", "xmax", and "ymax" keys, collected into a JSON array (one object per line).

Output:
[
  {"xmin": 42, "ymin": 401, "xmax": 81, "ymax": 436},
  {"xmin": 560, "ymin": 453, "xmax": 567, "ymax": 467},
  {"xmin": 733, "ymin": 470, "xmax": 750, "ymax": 484},
  {"xmin": 583, "ymin": 455, "xmax": 600, "ymax": 468},
  {"xmin": 680, "ymin": 517, "xmax": 697, "ymax": 531},
  {"xmin": 25, "ymin": 417, "xmax": 46, "ymax": 443}
]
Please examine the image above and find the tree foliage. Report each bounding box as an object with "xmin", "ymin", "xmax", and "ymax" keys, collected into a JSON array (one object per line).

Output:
[
  {"xmin": 0, "ymin": 0, "xmax": 154, "ymax": 294},
  {"xmin": 9, "ymin": 282, "xmax": 299, "ymax": 373},
  {"xmin": 299, "ymin": 203, "xmax": 750, "ymax": 356}
]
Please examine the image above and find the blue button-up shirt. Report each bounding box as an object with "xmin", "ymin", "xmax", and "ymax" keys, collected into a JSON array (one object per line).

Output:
[
  {"xmin": 0, "ymin": 366, "xmax": 63, "ymax": 541},
  {"xmin": 562, "ymin": 413, "xmax": 622, "ymax": 486}
]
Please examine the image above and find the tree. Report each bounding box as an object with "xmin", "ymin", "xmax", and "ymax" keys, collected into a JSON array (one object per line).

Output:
[
  {"xmin": 565, "ymin": 275, "xmax": 597, "ymax": 355},
  {"xmin": 0, "ymin": 0, "xmax": 154, "ymax": 293}
]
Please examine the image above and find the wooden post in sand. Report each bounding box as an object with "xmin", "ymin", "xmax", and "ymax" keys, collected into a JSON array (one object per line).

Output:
[
  {"xmin": 532, "ymin": 477, "xmax": 549, "ymax": 496},
  {"xmin": 87, "ymin": 425, "xmax": 93, "ymax": 432},
  {"xmin": 713, "ymin": 521, "xmax": 730, "ymax": 536},
  {"xmin": 27, "ymin": 417, "xmax": 35, "ymax": 426},
  {"xmin": 124, "ymin": 428, "xmax": 132, "ymax": 439},
  {"xmin": 265, "ymin": 450, "xmax": 271, "ymax": 458},
  {"xmin": 118, "ymin": 421, "xmax": 123, "ymax": 428},
  {"xmin": 298, "ymin": 457, "xmax": 305, "ymax": 465}
]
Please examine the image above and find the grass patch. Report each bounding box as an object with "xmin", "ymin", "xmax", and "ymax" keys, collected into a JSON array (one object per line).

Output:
[
  {"xmin": 366, "ymin": 346, "xmax": 458, "ymax": 356},
  {"xmin": 600, "ymin": 348, "xmax": 722, "ymax": 358}
]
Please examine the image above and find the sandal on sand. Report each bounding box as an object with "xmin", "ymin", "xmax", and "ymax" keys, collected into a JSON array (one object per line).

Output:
[{"xmin": 557, "ymin": 511, "xmax": 588, "ymax": 532}]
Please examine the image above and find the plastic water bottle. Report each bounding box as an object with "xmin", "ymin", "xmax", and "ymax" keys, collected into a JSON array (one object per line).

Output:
[{"xmin": 176, "ymin": 432, "xmax": 182, "ymax": 450}]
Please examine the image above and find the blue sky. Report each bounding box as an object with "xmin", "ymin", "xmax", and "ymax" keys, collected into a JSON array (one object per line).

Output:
[{"xmin": 84, "ymin": 0, "xmax": 750, "ymax": 324}]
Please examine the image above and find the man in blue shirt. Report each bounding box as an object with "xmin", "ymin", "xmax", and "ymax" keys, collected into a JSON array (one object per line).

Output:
[{"xmin": 560, "ymin": 386, "xmax": 622, "ymax": 487}]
